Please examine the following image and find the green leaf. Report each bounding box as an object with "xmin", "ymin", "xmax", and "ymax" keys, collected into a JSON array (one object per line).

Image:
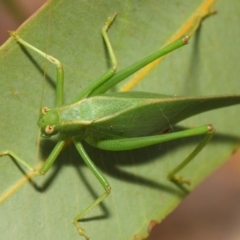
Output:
[{"xmin": 0, "ymin": 0, "xmax": 240, "ymax": 240}]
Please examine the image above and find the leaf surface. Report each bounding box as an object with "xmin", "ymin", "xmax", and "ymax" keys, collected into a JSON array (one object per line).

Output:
[{"xmin": 0, "ymin": 0, "xmax": 240, "ymax": 239}]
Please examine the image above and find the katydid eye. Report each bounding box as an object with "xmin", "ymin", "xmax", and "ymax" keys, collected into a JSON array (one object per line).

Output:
[
  {"xmin": 42, "ymin": 107, "xmax": 49, "ymax": 114},
  {"xmin": 45, "ymin": 125, "xmax": 54, "ymax": 134}
]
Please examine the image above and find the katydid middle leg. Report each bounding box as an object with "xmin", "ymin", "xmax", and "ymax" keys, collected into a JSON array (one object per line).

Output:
[
  {"xmin": 72, "ymin": 12, "xmax": 118, "ymax": 101},
  {"xmin": 72, "ymin": 139, "xmax": 111, "ymax": 239}
]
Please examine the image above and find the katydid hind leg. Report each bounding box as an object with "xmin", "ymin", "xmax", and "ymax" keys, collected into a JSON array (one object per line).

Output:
[
  {"xmin": 72, "ymin": 139, "xmax": 111, "ymax": 239},
  {"xmin": 89, "ymin": 9, "xmax": 215, "ymax": 96},
  {"xmin": 167, "ymin": 125, "xmax": 215, "ymax": 185},
  {"xmin": 87, "ymin": 125, "xmax": 215, "ymax": 184}
]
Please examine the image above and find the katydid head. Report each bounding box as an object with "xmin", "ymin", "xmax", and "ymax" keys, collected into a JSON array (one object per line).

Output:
[{"xmin": 38, "ymin": 107, "xmax": 60, "ymax": 138}]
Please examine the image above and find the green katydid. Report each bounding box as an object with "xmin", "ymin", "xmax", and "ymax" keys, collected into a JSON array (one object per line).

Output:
[{"xmin": 1, "ymin": 10, "xmax": 240, "ymax": 240}]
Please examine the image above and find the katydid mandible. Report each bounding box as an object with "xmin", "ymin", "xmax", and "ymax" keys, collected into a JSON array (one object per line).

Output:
[{"xmin": 1, "ymin": 11, "xmax": 239, "ymax": 240}]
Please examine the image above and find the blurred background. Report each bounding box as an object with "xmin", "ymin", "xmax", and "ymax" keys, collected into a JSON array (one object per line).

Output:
[{"xmin": 1, "ymin": 1, "xmax": 240, "ymax": 239}]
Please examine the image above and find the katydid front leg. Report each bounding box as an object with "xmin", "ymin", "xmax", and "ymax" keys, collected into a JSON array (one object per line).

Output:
[
  {"xmin": 8, "ymin": 31, "xmax": 64, "ymax": 107},
  {"xmin": 3, "ymin": 28, "xmax": 69, "ymax": 175},
  {"xmin": 3, "ymin": 13, "xmax": 118, "ymax": 175},
  {"xmin": 0, "ymin": 138, "xmax": 66, "ymax": 175}
]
